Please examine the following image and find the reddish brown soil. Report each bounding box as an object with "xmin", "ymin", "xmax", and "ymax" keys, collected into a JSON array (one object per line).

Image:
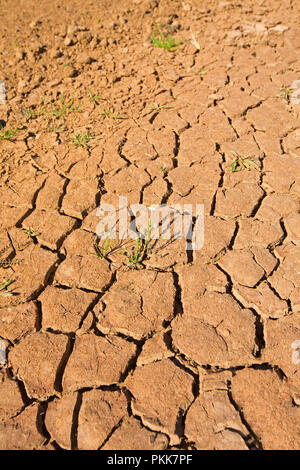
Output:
[{"xmin": 0, "ymin": 0, "xmax": 300, "ymax": 450}]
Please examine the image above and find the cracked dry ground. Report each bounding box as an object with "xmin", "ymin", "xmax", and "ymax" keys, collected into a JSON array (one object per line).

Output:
[{"xmin": 0, "ymin": 0, "xmax": 300, "ymax": 451}]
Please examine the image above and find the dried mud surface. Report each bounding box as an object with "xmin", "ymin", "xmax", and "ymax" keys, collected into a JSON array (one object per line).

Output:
[{"xmin": 0, "ymin": 0, "xmax": 300, "ymax": 450}]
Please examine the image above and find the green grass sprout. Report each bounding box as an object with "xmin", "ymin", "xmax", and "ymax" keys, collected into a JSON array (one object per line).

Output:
[
  {"xmin": 151, "ymin": 30, "xmax": 183, "ymax": 52},
  {"xmin": 230, "ymin": 151, "xmax": 259, "ymax": 172},
  {"xmin": 0, "ymin": 127, "xmax": 19, "ymax": 141},
  {"xmin": 71, "ymin": 129, "xmax": 98, "ymax": 148},
  {"xmin": 0, "ymin": 279, "xmax": 14, "ymax": 297}
]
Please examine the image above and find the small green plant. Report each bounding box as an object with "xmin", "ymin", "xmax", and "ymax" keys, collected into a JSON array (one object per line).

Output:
[
  {"xmin": 277, "ymin": 87, "xmax": 292, "ymax": 104},
  {"xmin": 93, "ymin": 239, "xmax": 112, "ymax": 259},
  {"xmin": 22, "ymin": 108, "xmax": 35, "ymax": 120},
  {"xmin": 123, "ymin": 239, "xmax": 144, "ymax": 269},
  {"xmin": 49, "ymin": 119, "xmax": 65, "ymax": 133},
  {"xmin": 230, "ymin": 151, "xmax": 259, "ymax": 172},
  {"xmin": 191, "ymin": 68, "xmax": 208, "ymax": 76},
  {"xmin": 39, "ymin": 97, "xmax": 51, "ymax": 110},
  {"xmin": 71, "ymin": 129, "xmax": 98, "ymax": 148},
  {"xmin": 0, "ymin": 279, "xmax": 14, "ymax": 297},
  {"xmin": 149, "ymin": 103, "xmax": 170, "ymax": 112},
  {"xmin": 123, "ymin": 217, "xmax": 152, "ymax": 269},
  {"xmin": 23, "ymin": 227, "xmax": 40, "ymax": 238},
  {"xmin": 0, "ymin": 127, "xmax": 19, "ymax": 141},
  {"xmin": 22, "ymin": 102, "xmax": 47, "ymax": 121},
  {"xmin": 24, "ymin": 93, "xmax": 81, "ymax": 129},
  {"xmin": 88, "ymin": 90, "xmax": 104, "ymax": 105},
  {"xmin": 13, "ymin": 42, "xmax": 19, "ymax": 48},
  {"xmin": 151, "ymin": 30, "xmax": 183, "ymax": 52},
  {"xmin": 101, "ymin": 108, "xmax": 126, "ymax": 119},
  {"xmin": 51, "ymin": 93, "xmax": 81, "ymax": 118}
]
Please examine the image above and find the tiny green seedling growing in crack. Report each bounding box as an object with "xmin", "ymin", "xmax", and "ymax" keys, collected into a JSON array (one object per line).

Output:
[
  {"xmin": 191, "ymin": 68, "xmax": 208, "ymax": 77},
  {"xmin": 22, "ymin": 102, "xmax": 48, "ymax": 121},
  {"xmin": 88, "ymin": 90, "xmax": 104, "ymax": 105},
  {"xmin": 149, "ymin": 103, "xmax": 170, "ymax": 112},
  {"xmin": 49, "ymin": 119, "xmax": 65, "ymax": 133},
  {"xmin": 38, "ymin": 97, "xmax": 52, "ymax": 114},
  {"xmin": 230, "ymin": 151, "xmax": 259, "ymax": 172},
  {"xmin": 151, "ymin": 30, "xmax": 183, "ymax": 52},
  {"xmin": 0, "ymin": 126, "xmax": 19, "ymax": 141},
  {"xmin": 25, "ymin": 93, "xmax": 82, "ymax": 131},
  {"xmin": 22, "ymin": 108, "xmax": 35, "ymax": 120},
  {"xmin": 277, "ymin": 87, "xmax": 293, "ymax": 105},
  {"xmin": 123, "ymin": 217, "xmax": 152, "ymax": 269},
  {"xmin": 51, "ymin": 93, "xmax": 81, "ymax": 119},
  {"xmin": 93, "ymin": 239, "xmax": 112, "ymax": 259},
  {"xmin": 71, "ymin": 129, "xmax": 98, "ymax": 148},
  {"xmin": 23, "ymin": 227, "xmax": 40, "ymax": 238},
  {"xmin": 123, "ymin": 238, "xmax": 145, "ymax": 269},
  {"xmin": 0, "ymin": 279, "xmax": 14, "ymax": 297},
  {"xmin": 101, "ymin": 108, "xmax": 126, "ymax": 119}
]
